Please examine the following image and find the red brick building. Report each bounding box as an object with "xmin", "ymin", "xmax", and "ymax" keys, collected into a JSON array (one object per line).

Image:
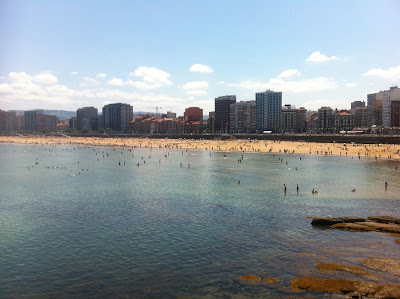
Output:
[{"xmin": 184, "ymin": 107, "xmax": 203, "ymax": 122}]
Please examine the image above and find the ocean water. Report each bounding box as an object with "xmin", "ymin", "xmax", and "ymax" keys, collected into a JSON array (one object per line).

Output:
[{"xmin": 0, "ymin": 143, "xmax": 399, "ymax": 298}]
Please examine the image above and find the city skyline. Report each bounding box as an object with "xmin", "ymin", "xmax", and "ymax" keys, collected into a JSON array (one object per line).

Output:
[{"xmin": 1, "ymin": 1, "xmax": 399, "ymax": 114}]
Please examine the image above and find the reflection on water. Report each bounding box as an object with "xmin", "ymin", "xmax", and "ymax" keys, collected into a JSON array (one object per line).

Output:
[{"xmin": 0, "ymin": 143, "xmax": 399, "ymax": 297}]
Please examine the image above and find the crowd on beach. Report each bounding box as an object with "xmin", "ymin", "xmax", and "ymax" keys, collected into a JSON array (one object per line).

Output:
[{"xmin": 1, "ymin": 136, "xmax": 400, "ymax": 161}]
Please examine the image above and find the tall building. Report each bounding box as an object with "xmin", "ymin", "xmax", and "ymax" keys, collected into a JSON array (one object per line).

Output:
[
  {"xmin": 207, "ymin": 112, "xmax": 215, "ymax": 133},
  {"xmin": 354, "ymin": 106, "xmax": 368, "ymax": 128},
  {"xmin": 69, "ymin": 117, "xmax": 77, "ymax": 130},
  {"xmin": 296, "ymin": 107, "xmax": 307, "ymax": 133},
  {"xmin": 24, "ymin": 110, "xmax": 43, "ymax": 131},
  {"xmin": 317, "ymin": 107, "xmax": 333, "ymax": 131},
  {"xmin": 382, "ymin": 86, "xmax": 400, "ymax": 127},
  {"xmin": 102, "ymin": 103, "xmax": 133, "ymax": 132},
  {"xmin": 281, "ymin": 104, "xmax": 297, "ymax": 133},
  {"xmin": 16, "ymin": 115, "xmax": 24, "ymax": 131},
  {"xmin": 184, "ymin": 107, "xmax": 203, "ymax": 122},
  {"xmin": 36, "ymin": 114, "xmax": 57, "ymax": 132},
  {"xmin": 7, "ymin": 111, "xmax": 16, "ymax": 131},
  {"xmin": 367, "ymin": 92, "xmax": 383, "ymax": 127},
  {"xmin": 0, "ymin": 110, "xmax": 7, "ymax": 131},
  {"xmin": 351, "ymin": 101, "xmax": 365, "ymax": 111},
  {"xmin": 230, "ymin": 101, "xmax": 256, "ymax": 133},
  {"xmin": 0, "ymin": 110, "xmax": 16, "ymax": 131},
  {"xmin": 391, "ymin": 101, "xmax": 400, "ymax": 127},
  {"xmin": 215, "ymin": 95, "xmax": 236, "ymax": 133},
  {"xmin": 77, "ymin": 106, "xmax": 98, "ymax": 131},
  {"xmin": 255, "ymin": 90, "xmax": 282, "ymax": 133}
]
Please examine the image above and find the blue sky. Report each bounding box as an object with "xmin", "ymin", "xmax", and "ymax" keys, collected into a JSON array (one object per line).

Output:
[{"xmin": 1, "ymin": 0, "xmax": 399, "ymax": 115}]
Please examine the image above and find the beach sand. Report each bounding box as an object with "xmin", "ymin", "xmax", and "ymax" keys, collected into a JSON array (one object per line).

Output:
[{"xmin": 1, "ymin": 136, "xmax": 400, "ymax": 161}]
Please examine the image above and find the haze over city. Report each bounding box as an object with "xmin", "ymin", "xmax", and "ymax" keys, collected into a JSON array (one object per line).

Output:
[{"xmin": 1, "ymin": 0, "xmax": 399, "ymax": 115}]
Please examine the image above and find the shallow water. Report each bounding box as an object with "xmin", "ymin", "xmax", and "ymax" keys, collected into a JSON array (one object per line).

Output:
[{"xmin": 0, "ymin": 143, "xmax": 399, "ymax": 297}]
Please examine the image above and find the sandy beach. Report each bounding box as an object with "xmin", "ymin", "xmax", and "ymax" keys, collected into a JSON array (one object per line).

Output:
[{"xmin": 1, "ymin": 135, "xmax": 400, "ymax": 161}]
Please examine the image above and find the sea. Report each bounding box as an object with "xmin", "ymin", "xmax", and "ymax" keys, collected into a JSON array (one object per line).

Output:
[{"xmin": 1, "ymin": 142, "xmax": 399, "ymax": 298}]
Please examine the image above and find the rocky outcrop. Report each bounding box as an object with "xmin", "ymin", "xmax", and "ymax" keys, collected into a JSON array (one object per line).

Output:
[
  {"xmin": 333, "ymin": 222, "xmax": 400, "ymax": 233},
  {"xmin": 311, "ymin": 217, "xmax": 345, "ymax": 226},
  {"xmin": 368, "ymin": 216, "xmax": 400, "ymax": 225},
  {"xmin": 311, "ymin": 216, "xmax": 366, "ymax": 226},
  {"xmin": 332, "ymin": 223, "xmax": 376, "ymax": 232},
  {"xmin": 290, "ymin": 276, "xmax": 400, "ymax": 298},
  {"xmin": 263, "ymin": 277, "xmax": 279, "ymax": 283},
  {"xmin": 338, "ymin": 217, "xmax": 367, "ymax": 223},
  {"xmin": 360, "ymin": 258, "xmax": 400, "ymax": 276},
  {"xmin": 316, "ymin": 263, "xmax": 380, "ymax": 280},
  {"xmin": 238, "ymin": 275, "xmax": 261, "ymax": 281},
  {"xmin": 310, "ymin": 216, "xmax": 400, "ymax": 234}
]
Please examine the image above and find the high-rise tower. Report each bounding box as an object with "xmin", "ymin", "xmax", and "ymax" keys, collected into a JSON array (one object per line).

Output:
[
  {"xmin": 214, "ymin": 95, "xmax": 236, "ymax": 133},
  {"xmin": 255, "ymin": 90, "xmax": 282, "ymax": 133}
]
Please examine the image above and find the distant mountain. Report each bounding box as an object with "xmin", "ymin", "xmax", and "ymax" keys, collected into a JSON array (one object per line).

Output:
[{"xmin": 10, "ymin": 110, "xmax": 76, "ymax": 119}]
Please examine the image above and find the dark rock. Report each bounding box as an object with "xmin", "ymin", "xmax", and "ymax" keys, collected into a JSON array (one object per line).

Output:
[
  {"xmin": 311, "ymin": 217, "xmax": 344, "ymax": 226},
  {"xmin": 367, "ymin": 216, "xmax": 400, "ymax": 225},
  {"xmin": 290, "ymin": 276, "xmax": 400, "ymax": 298},
  {"xmin": 290, "ymin": 276, "xmax": 377, "ymax": 295},
  {"xmin": 360, "ymin": 222, "xmax": 400, "ymax": 234},
  {"xmin": 332, "ymin": 222, "xmax": 400, "ymax": 234},
  {"xmin": 332, "ymin": 223, "xmax": 376, "ymax": 232},
  {"xmin": 338, "ymin": 217, "xmax": 366, "ymax": 223}
]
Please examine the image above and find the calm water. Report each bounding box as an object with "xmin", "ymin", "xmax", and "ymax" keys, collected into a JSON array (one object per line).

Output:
[{"xmin": 1, "ymin": 143, "xmax": 399, "ymax": 298}]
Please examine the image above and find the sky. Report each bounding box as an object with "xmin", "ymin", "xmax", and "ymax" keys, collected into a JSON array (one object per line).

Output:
[{"xmin": 1, "ymin": 0, "xmax": 400, "ymax": 116}]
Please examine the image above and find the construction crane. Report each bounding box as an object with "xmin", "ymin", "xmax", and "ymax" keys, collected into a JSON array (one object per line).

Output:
[{"xmin": 147, "ymin": 106, "xmax": 163, "ymax": 118}]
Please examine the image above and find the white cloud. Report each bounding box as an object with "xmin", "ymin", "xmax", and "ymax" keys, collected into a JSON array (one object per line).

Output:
[
  {"xmin": 227, "ymin": 76, "xmax": 337, "ymax": 93},
  {"xmin": 0, "ymin": 72, "xmax": 85, "ymax": 109},
  {"xmin": 182, "ymin": 81, "xmax": 208, "ymax": 97},
  {"xmin": 0, "ymin": 70, "xmax": 188, "ymax": 112},
  {"xmin": 182, "ymin": 81, "xmax": 208, "ymax": 90},
  {"xmin": 345, "ymin": 82, "xmax": 357, "ymax": 88},
  {"xmin": 33, "ymin": 72, "xmax": 58, "ymax": 85},
  {"xmin": 306, "ymin": 51, "xmax": 339, "ymax": 63},
  {"xmin": 9, "ymin": 72, "xmax": 32, "ymax": 83},
  {"xmin": 186, "ymin": 90, "xmax": 207, "ymax": 96},
  {"xmin": 189, "ymin": 64, "xmax": 214, "ymax": 73},
  {"xmin": 96, "ymin": 73, "xmax": 107, "ymax": 78},
  {"xmin": 128, "ymin": 66, "xmax": 173, "ymax": 90},
  {"xmin": 80, "ymin": 76, "xmax": 99, "ymax": 87},
  {"xmin": 107, "ymin": 78, "xmax": 125, "ymax": 86},
  {"xmin": 71, "ymin": 72, "xmax": 78, "ymax": 76},
  {"xmin": 363, "ymin": 65, "xmax": 400, "ymax": 80},
  {"xmin": 278, "ymin": 69, "xmax": 301, "ymax": 78}
]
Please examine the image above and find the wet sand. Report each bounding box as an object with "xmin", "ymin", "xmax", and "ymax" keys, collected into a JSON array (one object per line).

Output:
[{"xmin": 1, "ymin": 136, "xmax": 400, "ymax": 160}]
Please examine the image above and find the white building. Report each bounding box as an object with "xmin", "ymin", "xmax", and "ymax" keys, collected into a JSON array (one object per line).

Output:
[{"xmin": 255, "ymin": 90, "xmax": 282, "ymax": 133}]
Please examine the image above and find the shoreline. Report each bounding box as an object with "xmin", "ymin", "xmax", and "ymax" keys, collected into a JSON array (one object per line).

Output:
[{"xmin": 1, "ymin": 135, "xmax": 400, "ymax": 161}]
